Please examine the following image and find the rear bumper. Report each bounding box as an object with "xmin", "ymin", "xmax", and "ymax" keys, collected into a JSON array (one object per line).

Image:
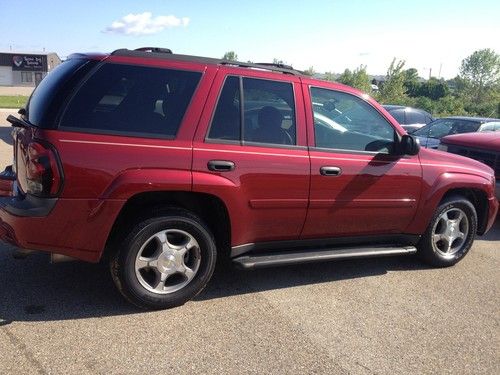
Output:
[{"xmin": 0, "ymin": 167, "xmax": 125, "ymax": 262}]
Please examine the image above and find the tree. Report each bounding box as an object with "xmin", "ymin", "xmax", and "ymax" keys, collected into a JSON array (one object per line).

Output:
[
  {"xmin": 403, "ymin": 68, "xmax": 420, "ymax": 97},
  {"xmin": 459, "ymin": 48, "xmax": 500, "ymax": 101},
  {"xmin": 377, "ymin": 58, "xmax": 408, "ymax": 104},
  {"xmin": 417, "ymin": 78, "xmax": 449, "ymax": 100},
  {"xmin": 303, "ymin": 66, "xmax": 315, "ymax": 76},
  {"xmin": 222, "ymin": 51, "xmax": 238, "ymax": 61},
  {"xmin": 323, "ymin": 71, "xmax": 337, "ymax": 82},
  {"xmin": 336, "ymin": 65, "xmax": 371, "ymax": 92}
]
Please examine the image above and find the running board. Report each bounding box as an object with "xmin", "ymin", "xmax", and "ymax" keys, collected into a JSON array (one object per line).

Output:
[{"xmin": 232, "ymin": 246, "xmax": 417, "ymax": 270}]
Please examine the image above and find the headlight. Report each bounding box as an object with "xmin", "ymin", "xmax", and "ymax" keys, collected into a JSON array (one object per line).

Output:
[{"xmin": 437, "ymin": 144, "xmax": 448, "ymax": 152}]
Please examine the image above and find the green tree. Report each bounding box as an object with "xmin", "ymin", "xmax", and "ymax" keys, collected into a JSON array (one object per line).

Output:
[
  {"xmin": 459, "ymin": 48, "xmax": 500, "ymax": 102},
  {"xmin": 403, "ymin": 68, "xmax": 420, "ymax": 97},
  {"xmin": 323, "ymin": 71, "xmax": 337, "ymax": 82},
  {"xmin": 377, "ymin": 58, "xmax": 408, "ymax": 104},
  {"xmin": 336, "ymin": 65, "xmax": 371, "ymax": 92},
  {"xmin": 417, "ymin": 78, "xmax": 449, "ymax": 100},
  {"xmin": 303, "ymin": 66, "xmax": 315, "ymax": 76},
  {"xmin": 222, "ymin": 51, "xmax": 238, "ymax": 61}
]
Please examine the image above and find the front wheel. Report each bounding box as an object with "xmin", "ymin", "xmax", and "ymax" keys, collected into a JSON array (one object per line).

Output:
[
  {"xmin": 418, "ymin": 196, "xmax": 477, "ymax": 267},
  {"xmin": 110, "ymin": 209, "xmax": 217, "ymax": 309}
]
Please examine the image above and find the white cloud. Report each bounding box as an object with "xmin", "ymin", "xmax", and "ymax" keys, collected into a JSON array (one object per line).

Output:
[{"xmin": 104, "ymin": 12, "xmax": 189, "ymax": 36}]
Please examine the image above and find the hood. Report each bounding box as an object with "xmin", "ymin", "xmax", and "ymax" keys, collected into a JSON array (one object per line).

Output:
[
  {"xmin": 441, "ymin": 132, "xmax": 500, "ymax": 152},
  {"xmin": 419, "ymin": 147, "xmax": 495, "ymax": 179},
  {"xmin": 416, "ymin": 136, "xmax": 441, "ymax": 149}
]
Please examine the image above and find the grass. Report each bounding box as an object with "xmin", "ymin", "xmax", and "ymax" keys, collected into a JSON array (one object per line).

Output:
[{"xmin": 0, "ymin": 95, "xmax": 29, "ymax": 109}]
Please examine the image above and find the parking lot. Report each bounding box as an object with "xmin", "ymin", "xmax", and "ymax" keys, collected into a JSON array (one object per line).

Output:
[{"xmin": 0, "ymin": 110, "xmax": 498, "ymax": 374}]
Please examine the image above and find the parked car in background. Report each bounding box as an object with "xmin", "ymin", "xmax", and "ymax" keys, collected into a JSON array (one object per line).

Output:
[
  {"xmin": 439, "ymin": 132, "xmax": 500, "ymax": 199},
  {"xmin": 382, "ymin": 105, "xmax": 434, "ymax": 133},
  {"xmin": 413, "ymin": 116, "xmax": 500, "ymax": 149}
]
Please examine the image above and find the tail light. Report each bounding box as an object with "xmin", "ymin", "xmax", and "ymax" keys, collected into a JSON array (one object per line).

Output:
[{"xmin": 18, "ymin": 141, "xmax": 63, "ymax": 197}]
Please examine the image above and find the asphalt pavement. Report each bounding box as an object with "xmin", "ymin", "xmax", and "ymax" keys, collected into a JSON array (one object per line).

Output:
[{"xmin": 0, "ymin": 111, "xmax": 498, "ymax": 374}]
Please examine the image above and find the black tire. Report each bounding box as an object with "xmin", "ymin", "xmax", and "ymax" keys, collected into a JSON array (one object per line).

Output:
[
  {"xmin": 110, "ymin": 208, "xmax": 217, "ymax": 310},
  {"xmin": 418, "ymin": 196, "xmax": 477, "ymax": 267}
]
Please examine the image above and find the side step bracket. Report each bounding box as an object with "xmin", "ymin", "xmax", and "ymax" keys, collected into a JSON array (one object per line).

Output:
[{"xmin": 232, "ymin": 246, "xmax": 417, "ymax": 270}]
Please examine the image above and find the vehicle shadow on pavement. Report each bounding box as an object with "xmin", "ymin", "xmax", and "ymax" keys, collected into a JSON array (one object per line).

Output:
[
  {"xmin": 197, "ymin": 254, "xmax": 430, "ymax": 303},
  {"xmin": 0, "ymin": 244, "xmax": 431, "ymax": 324}
]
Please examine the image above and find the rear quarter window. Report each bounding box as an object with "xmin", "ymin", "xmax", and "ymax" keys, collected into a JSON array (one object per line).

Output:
[{"xmin": 59, "ymin": 63, "xmax": 202, "ymax": 138}]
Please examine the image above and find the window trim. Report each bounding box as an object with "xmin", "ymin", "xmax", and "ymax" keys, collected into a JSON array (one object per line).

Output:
[
  {"xmin": 308, "ymin": 85, "xmax": 401, "ymax": 154},
  {"xmin": 57, "ymin": 61, "xmax": 204, "ymax": 139},
  {"xmin": 205, "ymin": 74, "xmax": 300, "ymax": 148}
]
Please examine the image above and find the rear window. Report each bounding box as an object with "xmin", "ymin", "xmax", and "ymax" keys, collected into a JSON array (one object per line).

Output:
[
  {"xmin": 28, "ymin": 58, "xmax": 95, "ymax": 128},
  {"xmin": 60, "ymin": 63, "xmax": 202, "ymax": 138}
]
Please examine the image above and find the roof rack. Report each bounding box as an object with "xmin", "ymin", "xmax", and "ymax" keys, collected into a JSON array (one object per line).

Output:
[
  {"xmin": 134, "ymin": 47, "xmax": 172, "ymax": 54},
  {"xmin": 256, "ymin": 62, "xmax": 295, "ymax": 71},
  {"xmin": 110, "ymin": 48, "xmax": 302, "ymax": 76},
  {"xmin": 219, "ymin": 60, "xmax": 301, "ymax": 76}
]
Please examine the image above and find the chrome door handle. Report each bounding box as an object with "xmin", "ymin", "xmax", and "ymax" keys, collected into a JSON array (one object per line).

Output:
[{"xmin": 320, "ymin": 166, "xmax": 342, "ymax": 176}]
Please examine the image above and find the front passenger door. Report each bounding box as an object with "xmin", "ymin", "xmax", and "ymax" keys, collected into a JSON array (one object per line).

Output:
[{"xmin": 302, "ymin": 85, "xmax": 422, "ymax": 239}]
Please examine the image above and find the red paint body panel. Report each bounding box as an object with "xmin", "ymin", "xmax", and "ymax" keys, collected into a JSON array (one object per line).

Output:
[
  {"xmin": 441, "ymin": 132, "xmax": 500, "ymax": 152},
  {"xmin": 0, "ymin": 198, "xmax": 123, "ymax": 262},
  {"xmin": 0, "ymin": 52, "xmax": 497, "ymax": 263}
]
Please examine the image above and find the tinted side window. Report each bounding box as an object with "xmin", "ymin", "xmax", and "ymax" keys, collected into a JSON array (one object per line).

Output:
[
  {"xmin": 311, "ymin": 87, "xmax": 395, "ymax": 153},
  {"xmin": 243, "ymin": 78, "xmax": 296, "ymax": 145},
  {"xmin": 208, "ymin": 76, "xmax": 296, "ymax": 146},
  {"xmin": 207, "ymin": 76, "xmax": 241, "ymax": 141},
  {"xmin": 406, "ymin": 111, "xmax": 426, "ymax": 124},
  {"xmin": 389, "ymin": 109, "xmax": 405, "ymax": 124},
  {"xmin": 60, "ymin": 63, "xmax": 201, "ymax": 137}
]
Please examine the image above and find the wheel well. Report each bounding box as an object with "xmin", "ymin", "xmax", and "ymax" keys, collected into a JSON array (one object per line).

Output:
[
  {"xmin": 441, "ymin": 188, "xmax": 489, "ymax": 235},
  {"xmin": 104, "ymin": 191, "xmax": 231, "ymax": 260}
]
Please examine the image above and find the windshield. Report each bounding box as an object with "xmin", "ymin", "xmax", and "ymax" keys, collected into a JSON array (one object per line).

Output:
[{"xmin": 413, "ymin": 118, "xmax": 480, "ymax": 139}]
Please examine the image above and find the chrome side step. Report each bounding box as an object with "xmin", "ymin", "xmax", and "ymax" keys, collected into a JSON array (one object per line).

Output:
[{"xmin": 232, "ymin": 246, "xmax": 417, "ymax": 270}]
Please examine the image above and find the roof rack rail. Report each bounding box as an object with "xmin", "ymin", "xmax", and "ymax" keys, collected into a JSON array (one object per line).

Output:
[
  {"xmin": 109, "ymin": 49, "xmax": 302, "ymax": 76},
  {"xmin": 256, "ymin": 62, "xmax": 295, "ymax": 71},
  {"xmin": 219, "ymin": 60, "xmax": 301, "ymax": 76},
  {"xmin": 134, "ymin": 47, "xmax": 172, "ymax": 54}
]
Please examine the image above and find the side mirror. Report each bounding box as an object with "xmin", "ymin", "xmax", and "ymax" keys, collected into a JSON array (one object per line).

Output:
[{"xmin": 400, "ymin": 134, "xmax": 420, "ymax": 155}]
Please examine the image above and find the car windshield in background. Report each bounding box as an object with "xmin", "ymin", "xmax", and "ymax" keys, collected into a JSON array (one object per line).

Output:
[{"xmin": 413, "ymin": 119, "xmax": 480, "ymax": 139}]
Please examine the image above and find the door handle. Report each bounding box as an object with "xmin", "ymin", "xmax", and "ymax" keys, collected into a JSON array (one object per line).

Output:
[
  {"xmin": 207, "ymin": 160, "xmax": 235, "ymax": 172},
  {"xmin": 320, "ymin": 166, "xmax": 342, "ymax": 176}
]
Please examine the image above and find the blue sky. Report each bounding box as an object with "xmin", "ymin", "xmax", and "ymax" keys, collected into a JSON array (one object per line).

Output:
[{"xmin": 1, "ymin": 0, "xmax": 499, "ymax": 78}]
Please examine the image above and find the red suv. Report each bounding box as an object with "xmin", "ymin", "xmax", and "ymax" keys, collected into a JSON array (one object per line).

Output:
[{"xmin": 0, "ymin": 48, "xmax": 497, "ymax": 309}]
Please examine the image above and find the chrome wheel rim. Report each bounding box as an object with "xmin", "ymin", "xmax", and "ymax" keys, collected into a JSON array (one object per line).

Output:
[
  {"xmin": 432, "ymin": 208, "xmax": 469, "ymax": 258},
  {"xmin": 134, "ymin": 229, "xmax": 201, "ymax": 294}
]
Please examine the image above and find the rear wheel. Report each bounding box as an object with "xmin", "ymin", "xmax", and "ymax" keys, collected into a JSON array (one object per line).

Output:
[
  {"xmin": 418, "ymin": 196, "xmax": 477, "ymax": 267},
  {"xmin": 110, "ymin": 209, "xmax": 216, "ymax": 309}
]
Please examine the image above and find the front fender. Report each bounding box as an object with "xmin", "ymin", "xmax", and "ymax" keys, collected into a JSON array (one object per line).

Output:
[{"xmin": 405, "ymin": 172, "xmax": 495, "ymax": 233}]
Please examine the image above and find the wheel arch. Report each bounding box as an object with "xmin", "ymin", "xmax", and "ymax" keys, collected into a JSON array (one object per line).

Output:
[{"xmin": 102, "ymin": 190, "xmax": 232, "ymax": 261}]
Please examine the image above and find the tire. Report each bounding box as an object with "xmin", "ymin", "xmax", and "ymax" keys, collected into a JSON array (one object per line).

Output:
[
  {"xmin": 418, "ymin": 196, "xmax": 477, "ymax": 267},
  {"xmin": 110, "ymin": 208, "xmax": 217, "ymax": 309}
]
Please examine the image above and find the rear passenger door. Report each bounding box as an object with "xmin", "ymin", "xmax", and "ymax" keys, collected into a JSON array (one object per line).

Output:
[{"xmin": 192, "ymin": 69, "xmax": 310, "ymax": 250}]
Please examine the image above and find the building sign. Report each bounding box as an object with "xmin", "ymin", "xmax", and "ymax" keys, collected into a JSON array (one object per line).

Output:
[{"xmin": 12, "ymin": 55, "xmax": 45, "ymax": 71}]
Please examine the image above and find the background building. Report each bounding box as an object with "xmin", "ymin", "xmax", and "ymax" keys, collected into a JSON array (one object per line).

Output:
[{"xmin": 0, "ymin": 52, "xmax": 61, "ymax": 86}]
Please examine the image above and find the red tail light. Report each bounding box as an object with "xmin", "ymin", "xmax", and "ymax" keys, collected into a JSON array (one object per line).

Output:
[{"xmin": 18, "ymin": 141, "xmax": 63, "ymax": 197}]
